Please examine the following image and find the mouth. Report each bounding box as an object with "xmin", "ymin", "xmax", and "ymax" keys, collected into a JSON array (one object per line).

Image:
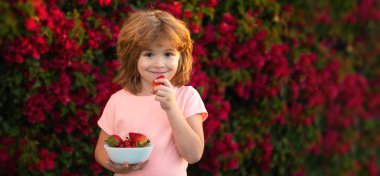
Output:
[{"xmin": 150, "ymin": 71, "xmax": 167, "ymax": 75}]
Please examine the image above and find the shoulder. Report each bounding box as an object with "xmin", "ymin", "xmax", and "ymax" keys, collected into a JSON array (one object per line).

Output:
[
  {"xmin": 175, "ymin": 86, "xmax": 200, "ymax": 96},
  {"xmin": 108, "ymin": 89, "xmax": 127, "ymax": 101}
]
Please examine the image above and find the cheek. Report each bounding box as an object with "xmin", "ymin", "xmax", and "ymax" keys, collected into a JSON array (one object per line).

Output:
[
  {"xmin": 137, "ymin": 59, "xmax": 146, "ymax": 74},
  {"xmin": 172, "ymin": 57, "xmax": 180, "ymax": 69},
  {"xmin": 169, "ymin": 62, "xmax": 179, "ymax": 72}
]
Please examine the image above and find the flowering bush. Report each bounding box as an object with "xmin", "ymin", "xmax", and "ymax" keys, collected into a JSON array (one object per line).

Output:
[{"xmin": 0, "ymin": 0, "xmax": 379, "ymax": 175}]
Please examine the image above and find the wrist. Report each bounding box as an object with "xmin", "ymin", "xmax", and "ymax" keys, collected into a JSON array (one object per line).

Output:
[{"xmin": 165, "ymin": 103, "xmax": 180, "ymax": 116}]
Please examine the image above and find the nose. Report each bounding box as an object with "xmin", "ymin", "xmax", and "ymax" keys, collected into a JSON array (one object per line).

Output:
[{"xmin": 152, "ymin": 56, "xmax": 165, "ymax": 68}]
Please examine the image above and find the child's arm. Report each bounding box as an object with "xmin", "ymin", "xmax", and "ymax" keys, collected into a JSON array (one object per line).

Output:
[
  {"xmin": 154, "ymin": 79, "xmax": 205, "ymax": 164},
  {"xmin": 94, "ymin": 130, "xmax": 114, "ymax": 171},
  {"xmin": 167, "ymin": 110, "xmax": 205, "ymax": 164},
  {"xmin": 95, "ymin": 130, "xmax": 148, "ymax": 173}
]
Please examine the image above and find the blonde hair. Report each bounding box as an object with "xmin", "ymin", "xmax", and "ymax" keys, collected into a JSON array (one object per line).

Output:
[{"xmin": 114, "ymin": 10, "xmax": 193, "ymax": 94}]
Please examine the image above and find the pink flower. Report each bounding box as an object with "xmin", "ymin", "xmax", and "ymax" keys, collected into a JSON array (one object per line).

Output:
[
  {"xmin": 24, "ymin": 91, "xmax": 56, "ymax": 124},
  {"xmin": 261, "ymin": 135, "xmax": 273, "ymax": 172},
  {"xmin": 193, "ymin": 43, "xmax": 207, "ymax": 57},
  {"xmin": 203, "ymin": 119, "xmax": 221, "ymax": 140},
  {"xmin": 77, "ymin": 0, "xmax": 87, "ymax": 5},
  {"xmin": 36, "ymin": 149, "xmax": 57, "ymax": 171},
  {"xmin": 254, "ymin": 29, "xmax": 267, "ymax": 41},
  {"xmin": 307, "ymin": 143, "xmax": 321, "ymax": 155},
  {"xmin": 37, "ymin": 159, "xmax": 45, "ymax": 171},
  {"xmin": 44, "ymin": 159, "xmax": 55, "ymax": 170},
  {"xmin": 272, "ymin": 115, "xmax": 286, "ymax": 125},
  {"xmin": 0, "ymin": 147, "xmax": 9, "ymax": 162},
  {"xmin": 304, "ymin": 116, "xmax": 312, "ymax": 126},
  {"xmin": 367, "ymin": 157, "xmax": 379, "ymax": 176},
  {"xmin": 224, "ymin": 158, "xmax": 238, "ymax": 170},
  {"xmin": 167, "ymin": 1, "xmax": 182, "ymax": 18},
  {"xmin": 25, "ymin": 17, "xmax": 38, "ymax": 31},
  {"xmin": 90, "ymin": 161, "xmax": 103, "ymax": 175},
  {"xmin": 218, "ymin": 22, "xmax": 233, "ymax": 34},
  {"xmin": 222, "ymin": 13, "xmax": 236, "ymax": 24},
  {"xmin": 292, "ymin": 169, "xmax": 306, "ymax": 176},
  {"xmin": 182, "ymin": 9, "xmax": 192, "ymax": 19},
  {"xmin": 202, "ymin": 24, "xmax": 215, "ymax": 44},
  {"xmin": 283, "ymin": 5, "xmax": 293, "ymax": 14},
  {"xmin": 35, "ymin": 4, "xmax": 48, "ymax": 21},
  {"xmin": 189, "ymin": 22, "xmax": 201, "ymax": 34},
  {"xmin": 316, "ymin": 9, "xmax": 332, "ymax": 24},
  {"xmin": 206, "ymin": 0, "xmax": 218, "ymax": 8},
  {"xmin": 98, "ymin": 0, "xmax": 112, "ymax": 6},
  {"xmin": 60, "ymin": 145, "xmax": 74, "ymax": 154}
]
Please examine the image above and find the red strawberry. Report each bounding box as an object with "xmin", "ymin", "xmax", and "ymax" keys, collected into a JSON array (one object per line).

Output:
[
  {"xmin": 152, "ymin": 75, "xmax": 165, "ymax": 87},
  {"xmin": 123, "ymin": 137, "xmax": 132, "ymax": 148},
  {"xmin": 105, "ymin": 135, "xmax": 123, "ymax": 147},
  {"xmin": 129, "ymin": 132, "xmax": 150, "ymax": 147}
]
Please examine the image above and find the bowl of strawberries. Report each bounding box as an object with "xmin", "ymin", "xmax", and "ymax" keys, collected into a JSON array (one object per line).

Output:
[{"xmin": 104, "ymin": 132, "xmax": 153, "ymax": 164}]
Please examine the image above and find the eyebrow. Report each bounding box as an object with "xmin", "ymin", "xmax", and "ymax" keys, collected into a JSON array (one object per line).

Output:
[
  {"xmin": 141, "ymin": 47, "xmax": 177, "ymax": 52},
  {"xmin": 164, "ymin": 49, "xmax": 176, "ymax": 52}
]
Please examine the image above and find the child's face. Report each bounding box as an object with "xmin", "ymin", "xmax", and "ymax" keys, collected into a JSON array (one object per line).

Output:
[{"xmin": 137, "ymin": 40, "xmax": 180, "ymax": 89}]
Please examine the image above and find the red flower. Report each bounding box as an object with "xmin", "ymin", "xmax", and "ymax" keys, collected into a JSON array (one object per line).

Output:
[
  {"xmin": 36, "ymin": 149, "xmax": 57, "ymax": 171},
  {"xmin": 98, "ymin": 0, "xmax": 112, "ymax": 6},
  {"xmin": 261, "ymin": 135, "xmax": 273, "ymax": 172},
  {"xmin": 0, "ymin": 147, "xmax": 9, "ymax": 162},
  {"xmin": 202, "ymin": 24, "xmax": 215, "ymax": 44},
  {"xmin": 77, "ymin": 0, "xmax": 87, "ymax": 5},
  {"xmin": 189, "ymin": 22, "xmax": 201, "ymax": 34},
  {"xmin": 206, "ymin": 0, "xmax": 218, "ymax": 8},
  {"xmin": 203, "ymin": 119, "xmax": 221, "ymax": 140},
  {"xmin": 60, "ymin": 145, "xmax": 74, "ymax": 154},
  {"xmin": 367, "ymin": 157, "xmax": 379, "ymax": 176},
  {"xmin": 224, "ymin": 158, "xmax": 238, "ymax": 170},
  {"xmin": 25, "ymin": 17, "xmax": 39, "ymax": 32},
  {"xmin": 167, "ymin": 1, "xmax": 182, "ymax": 18},
  {"xmin": 183, "ymin": 9, "xmax": 192, "ymax": 19}
]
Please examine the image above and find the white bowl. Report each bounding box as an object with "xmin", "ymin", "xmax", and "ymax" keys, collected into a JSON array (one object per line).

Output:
[{"xmin": 104, "ymin": 144, "xmax": 154, "ymax": 164}]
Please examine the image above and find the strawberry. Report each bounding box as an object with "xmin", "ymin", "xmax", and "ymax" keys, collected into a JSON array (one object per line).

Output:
[
  {"xmin": 105, "ymin": 135, "xmax": 123, "ymax": 147},
  {"xmin": 123, "ymin": 137, "xmax": 132, "ymax": 148},
  {"xmin": 152, "ymin": 75, "xmax": 165, "ymax": 87},
  {"xmin": 128, "ymin": 132, "xmax": 150, "ymax": 147}
]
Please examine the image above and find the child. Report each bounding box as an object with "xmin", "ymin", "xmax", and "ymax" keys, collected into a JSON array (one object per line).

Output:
[{"xmin": 94, "ymin": 9, "xmax": 208, "ymax": 176}]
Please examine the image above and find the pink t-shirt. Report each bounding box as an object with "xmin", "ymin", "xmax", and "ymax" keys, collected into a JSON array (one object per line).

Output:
[{"xmin": 98, "ymin": 86, "xmax": 208, "ymax": 176}]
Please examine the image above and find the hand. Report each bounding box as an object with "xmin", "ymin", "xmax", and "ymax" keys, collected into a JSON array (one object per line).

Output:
[
  {"xmin": 106, "ymin": 159, "xmax": 148, "ymax": 174},
  {"xmin": 153, "ymin": 78, "xmax": 177, "ymax": 111}
]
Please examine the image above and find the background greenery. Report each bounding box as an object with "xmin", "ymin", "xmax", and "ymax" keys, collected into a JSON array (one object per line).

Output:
[{"xmin": 0, "ymin": 0, "xmax": 379, "ymax": 175}]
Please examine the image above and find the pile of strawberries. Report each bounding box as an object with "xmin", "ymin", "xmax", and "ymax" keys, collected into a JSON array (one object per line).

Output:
[{"xmin": 105, "ymin": 132, "xmax": 150, "ymax": 148}]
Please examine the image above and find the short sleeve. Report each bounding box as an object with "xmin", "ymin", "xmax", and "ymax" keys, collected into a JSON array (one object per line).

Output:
[
  {"xmin": 183, "ymin": 87, "xmax": 208, "ymax": 122},
  {"xmin": 97, "ymin": 95, "xmax": 115, "ymax": 135}
]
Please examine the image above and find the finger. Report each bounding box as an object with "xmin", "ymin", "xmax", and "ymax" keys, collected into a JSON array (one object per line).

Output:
[
  {"xmin": 122, "ymin": 162, "xmax": 130, "ymax": 168},
  {"xmin": 154, "ymin": 89, "xmax": 166, "ymax": 97},
  {"xmin": 161, "ymin": 79, "xmax": 173, "ymax": 87},
  {"xmin": 107, "ymin": 160, "xmax": 129, "ymax": 171},
  {"xmin": 140, "ymin": 160, "xmax": 149, "ymax": 167},
  {"xmin": 153, "ymin": 84, "xmax": 167, "ymax": 94},
  {"xmin": 155, "ymin": 85, "xmax": 172, "ymax": 95},
  {"xmin": 154, "ymin": 78, "xmax": 172, "ymax": 87},
  {"xmin": 155, "ymin": 93, "xmax": 171, "ymax": 102},
  {"xmin": 154, "ymin": 94, "xmax": 165, "ymax": 102},
  {"xmin": 129, "ymin": 164, "xmax": 142, "ymax": 170},
  {"xmin": 132, "ymin": 161, "xmax": 149, "ymax": 170},
  {"xmin": 106, "ymin": 160, "xmax": 119, "ymax": 172}
]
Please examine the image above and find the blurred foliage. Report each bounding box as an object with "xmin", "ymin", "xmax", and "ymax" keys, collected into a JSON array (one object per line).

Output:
[{"xmin": 0, "ymin": 0, "xmax": 379, "ymax": 175}]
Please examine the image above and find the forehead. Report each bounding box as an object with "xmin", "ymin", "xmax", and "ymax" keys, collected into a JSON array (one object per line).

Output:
[{"xmin": 142, "ymin": 39, "xmax": 178, "ymax": 50}]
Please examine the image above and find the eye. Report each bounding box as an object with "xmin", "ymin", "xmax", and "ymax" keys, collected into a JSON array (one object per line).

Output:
[
  {"xmin": 144, "ymin": 52, "xmax": 153, "ymax": 57},
  {"xmin": 164, "ymin": 52, "xmax": 175, "ymax": 57}
]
